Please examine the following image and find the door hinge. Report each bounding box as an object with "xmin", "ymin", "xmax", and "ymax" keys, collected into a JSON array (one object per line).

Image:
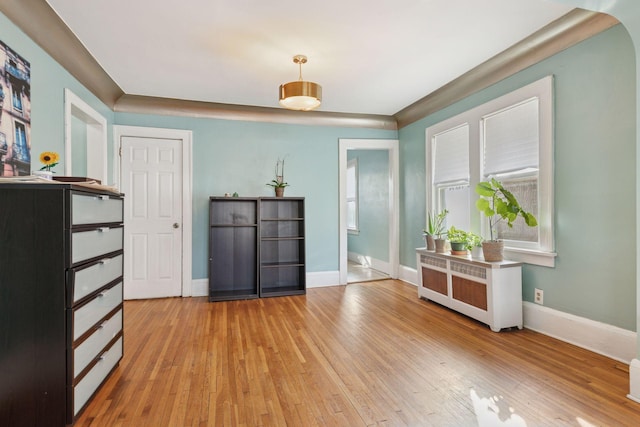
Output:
[{"xmin": 119, "ymin": 146, "xmax": 122, "ymax": 157}]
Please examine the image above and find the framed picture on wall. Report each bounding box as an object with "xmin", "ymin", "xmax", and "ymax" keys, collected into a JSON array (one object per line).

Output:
[{"xmin": 0, "ymin": 39, "xmax": 31, "ymax": 176}]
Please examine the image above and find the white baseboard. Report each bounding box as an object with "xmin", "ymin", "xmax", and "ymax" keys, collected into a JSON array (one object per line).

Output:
[
  {"xmin": 523, "ymin": 301, "xmax": 636, "ymax": 364},
  {"xmin": 191, "ymin": 278, "xmax": 208, "ymax": 297},
  {"xmin": 191, "ymin": 271, "xmax": 342, "ymax": 297},
  {"xmin": 399, "ymin": 264, "xmax": 418, "ymax": 286},
  {"xmin": 306, "ymin": 271, "xmax": 341, "ymax": 288},
  {"xmin": 629, "ymin": 359, "xmax": 640, "ymax": 402}
]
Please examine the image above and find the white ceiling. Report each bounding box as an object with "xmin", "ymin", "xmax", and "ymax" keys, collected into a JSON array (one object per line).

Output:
[{"xmin": 45, "ymin": 0, "xmax": 573, "ymax": 116}]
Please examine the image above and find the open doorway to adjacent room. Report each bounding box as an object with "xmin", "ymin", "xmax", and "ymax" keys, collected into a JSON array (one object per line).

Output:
[{"xmin": 339, "ymin": 139, "xmax": 399, "ymax": 285}]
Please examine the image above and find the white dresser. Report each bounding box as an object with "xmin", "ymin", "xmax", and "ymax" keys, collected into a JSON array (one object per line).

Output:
[
  {"xmin": 0, "ymin": 183, "xmax": 124, "ymax": 426},
  {"xmin": 416, "ymin": 248, "xmax": 523, "ymax": 332}
]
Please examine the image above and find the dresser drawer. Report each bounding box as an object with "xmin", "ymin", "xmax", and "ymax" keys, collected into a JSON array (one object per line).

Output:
[
  {"xmin": 72, "ymin": 192, "xmax": 123, "ymax": 226},
  {"xmin": 73, "ymin": 282, "xmax": 123, "ymax": 341},
  {"xmin": 73, "ymin": 309, "xmax": 122, "ymax": 378},
  {"xmin": 73, "ymin": 336, "xmax": 123, "ymax": 416},
  {"xmin": 70, "ymin": 253, "xmax": 123, "ymax": 305},
  {"xmin": 72, "ymin": 226, "xmax": 123, "ymax": 264}
]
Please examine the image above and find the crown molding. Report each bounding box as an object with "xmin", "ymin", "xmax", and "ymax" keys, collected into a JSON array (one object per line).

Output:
[
  {"xmin": 114, "ymin": 94, "xmax": 398, "ymax": 129},
  {"xmin": 0, "ymin": 0, "xmax": 124, "ymax": 108},
  {"xmin": 0, "ymin": 3, "xmax": 618, "ymax": 129},
  {"xmin": 394, "ymin": 8, "xmax": 620, "ymax": 128}
]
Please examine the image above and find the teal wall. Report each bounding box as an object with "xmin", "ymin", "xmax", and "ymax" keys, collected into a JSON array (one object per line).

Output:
[
  {"xmin": 2, "ymin": 8, "xmax": 637, "ymax": 331},
  {"xmin": 0, "ymin": 13, "xmax": 114, "ymax": 174},
  {"xmin": 399, "ymin": 24, "xmax": 637, "ymax": 330},
  {"xmin": 71, "ymin": 114, "xmax": 87, "ymax": 177},
  {"xmin": 347, "ymin": 149, "xmax": 390, "ymax": 262},
  {"xmin": 113, "ymin": 113, "xmax": 396, "ymax": 279}
]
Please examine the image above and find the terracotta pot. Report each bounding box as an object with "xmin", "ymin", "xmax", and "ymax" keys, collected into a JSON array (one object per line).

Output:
[
  {"xmin": 275, "ymin": 187, "xmax": 284, "ymax": 198},
  {"xmin": 482, "ymin": 240, "xmax": 504, "ymax": 262}
]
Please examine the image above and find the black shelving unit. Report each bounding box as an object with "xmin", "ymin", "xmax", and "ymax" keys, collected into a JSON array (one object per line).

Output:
[
  {"xmin": 208, "ymin": 197, "xmax": 305, "ymax": 301},
  {"xmin": 259, "ymin": 197, "xmax": 306, "ymax": 297},
  {"xmin": 208, "ymin": 197, "xmax": 259, "ymax": 301}
]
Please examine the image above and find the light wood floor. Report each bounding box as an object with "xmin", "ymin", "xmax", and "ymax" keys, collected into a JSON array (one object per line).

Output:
[{"xmin": 76, "ymin": 280, "xmax": 640, "ymax": 426}]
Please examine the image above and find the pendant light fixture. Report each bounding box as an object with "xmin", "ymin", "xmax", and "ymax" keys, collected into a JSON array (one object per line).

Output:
[{"xmin": 279, "ymin": 55, "xmax": 322, "ymax": 111}]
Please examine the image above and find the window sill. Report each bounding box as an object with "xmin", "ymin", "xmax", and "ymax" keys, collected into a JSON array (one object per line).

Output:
[{"xmin": 503, "ymin": 247, "xmax": 556, "ymax": 268}]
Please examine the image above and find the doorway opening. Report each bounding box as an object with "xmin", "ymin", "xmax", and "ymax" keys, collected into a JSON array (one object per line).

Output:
[{"xmin": 338, "ymin": 139, "xmax": 399, "ymax": 285}]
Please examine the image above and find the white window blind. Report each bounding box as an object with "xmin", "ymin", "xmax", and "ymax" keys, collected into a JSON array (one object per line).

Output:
[
  {"xmin": 433, "ymin": 124, "xmax": 469, "ymax": 184},
  {"xmin": 483, "ymin": 98, "xmax": 539, "ymax": 176}
]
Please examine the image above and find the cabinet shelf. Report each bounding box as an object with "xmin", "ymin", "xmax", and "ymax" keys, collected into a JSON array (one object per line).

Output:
[
  {"xmin": 209, "ymin": 198, "xmax": 259, "ymax": 301},
  {"xmin": 209, "ymin": 197, "xmax": 305, "ymax": 301},
  {"xmin": 259, "ymin": 198, "xmax": 305, "ymax": 297},
  {"xmin": 261, "ymin": 262, "xmax": 305, "ymax": 268}
]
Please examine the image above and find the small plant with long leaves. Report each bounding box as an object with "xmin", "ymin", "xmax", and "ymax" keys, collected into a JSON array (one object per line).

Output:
[{"xmin": 423, "ymin": 209, "xmax": 449, "ymax": 238}]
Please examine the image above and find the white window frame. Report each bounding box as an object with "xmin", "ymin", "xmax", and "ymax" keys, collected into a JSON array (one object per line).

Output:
[
  {"xmin": 346, "ymin": 158, "xmax": 359, "ymax": 234},
  {"xmin": 426, "ymin": 75, "xmax": 556, "ymax": 267}
]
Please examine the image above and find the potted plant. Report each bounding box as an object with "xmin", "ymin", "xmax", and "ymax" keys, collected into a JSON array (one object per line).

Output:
[
  {"xmin": 475, "ymin": 178, "xmax": 537, "ymax": 261},
  {"xmin": 423, "ymin": 209, "xmax": 448, "ymax": 251},
  {"xmin": 446, "ymin": 226, "xmax": 482, "ymax": 256},
  {"xmin": 266, "ymin": 157, "xmax": 289, "ymax": 197}
]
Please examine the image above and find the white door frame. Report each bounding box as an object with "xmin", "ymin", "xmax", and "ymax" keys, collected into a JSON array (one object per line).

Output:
[
  {"xmin": 113, "ymin": 125, "xmax": 194, "ymax": 296},
  {"xmin": 64, "ymin": 88, "xmax": 108, "ymax": 184},
  {"xmin": 339, "ymin": 138, "xmax": 399, "ymax": 285}
]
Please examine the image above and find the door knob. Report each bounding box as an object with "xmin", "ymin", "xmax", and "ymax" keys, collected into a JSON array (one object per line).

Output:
[{"xmin": 173, "ymin": 223, "xmax": 180, "ymax": 229}]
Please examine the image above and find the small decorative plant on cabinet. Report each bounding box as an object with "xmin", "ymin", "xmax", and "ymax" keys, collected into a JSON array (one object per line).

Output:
[
  {"xmin": 446, "ymin": 226, "xmax": 482, "ymax": 256},
  {"xmin": 475, "ymin": 178, "xmax": 537, "ymax": 261},
  {"xmin": 266, "ymin": 157, "xmax": 289, "ymax": 197},
  {"xmin": 423, "ymin": 209, "xmax": 448, "ymax": 252}
]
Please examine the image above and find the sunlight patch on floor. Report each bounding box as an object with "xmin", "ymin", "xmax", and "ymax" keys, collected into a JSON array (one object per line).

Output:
[
  {"xmin": 470, "ymin": 388, "xmax": 527, "ymax": 427},
  {"xmin": 576, "ymin": 417, "xmax": 597, "ymax": 427}
]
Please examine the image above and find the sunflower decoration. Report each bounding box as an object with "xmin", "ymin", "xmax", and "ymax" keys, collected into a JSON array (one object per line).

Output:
[{"xmin": 39, "ymin": 151, "xmax": 59, "ymax": 172}]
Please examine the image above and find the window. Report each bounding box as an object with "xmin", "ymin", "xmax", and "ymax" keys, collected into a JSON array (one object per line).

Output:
[
  {"xmin": 346, "ymin": 158, "xmax": 358, "ymax": 233},
  {"xmin": 426, "ymin": 76, "xmax": 555, "ymax": 267},
  {"xmin": 12, "ymin": 86, "xmax": 22, "ymax": 112},
  {"xmin": 13, "ymin": 121, "xmax": 29, "ymax": 162},
  {"xmin": 431, "ymin": 124, "xmax": 470, "ymax": 231}
]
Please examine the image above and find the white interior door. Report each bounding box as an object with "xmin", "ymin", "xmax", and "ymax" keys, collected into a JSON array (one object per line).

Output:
[{"xmin": 121, "ymin": 136, "xmax": 183, "ymax": 299}]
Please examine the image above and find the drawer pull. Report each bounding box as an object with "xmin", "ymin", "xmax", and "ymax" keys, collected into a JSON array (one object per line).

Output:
[
  {"xmin": 98, "ymin": 227, "xmax": 110, "ymax": 233},
  {"xmin": 99, "ymin": 258, "xmax": 111, "ymax": 265},
  {"xmin": 99, "ymin": 195, "xmax": 109, "ymax": 201},
  {"xmin": 97, "ymin": 292, "xmax": 107, "ymax": 298}
]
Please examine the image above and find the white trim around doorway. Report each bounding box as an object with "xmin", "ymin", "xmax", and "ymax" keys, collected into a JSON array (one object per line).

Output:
[
  {"xmin": 113, "ymin": 125, "xmax": 194, "ymax": 296},
  {"xmin": 338, "ymin": 138, "xmax": 400, "ymax": 285}
]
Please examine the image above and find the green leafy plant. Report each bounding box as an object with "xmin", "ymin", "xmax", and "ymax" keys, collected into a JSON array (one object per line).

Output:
[
  {"xmin": 475, "ymin": 178, "xmax": 537, "ymax": 241},
  {"xmin": 446, "ymin": 226, "xmax": 483, "ymax": 251},
  {"xmin": 423, "ymin": 209, "xmax": 448, "ymax": 238},
  {"xmin": 266, "ymin": 179, "xmax": 289, "ymax": 188}
]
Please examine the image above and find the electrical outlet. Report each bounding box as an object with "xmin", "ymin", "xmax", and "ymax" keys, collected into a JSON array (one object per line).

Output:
[{"xmin": 534, "ymin": 288, "xmax": 544, "ymax": 305}]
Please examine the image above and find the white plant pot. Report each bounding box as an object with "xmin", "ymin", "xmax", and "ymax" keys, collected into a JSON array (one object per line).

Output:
[{"xmin": 33, "ymin": 170, "xmax": 53, "ymax": 180}]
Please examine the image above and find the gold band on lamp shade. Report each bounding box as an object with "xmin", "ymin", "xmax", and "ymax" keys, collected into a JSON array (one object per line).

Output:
[{"xmin": 279, "ymin": 81, "xmax": 322, "ymax": 111}]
